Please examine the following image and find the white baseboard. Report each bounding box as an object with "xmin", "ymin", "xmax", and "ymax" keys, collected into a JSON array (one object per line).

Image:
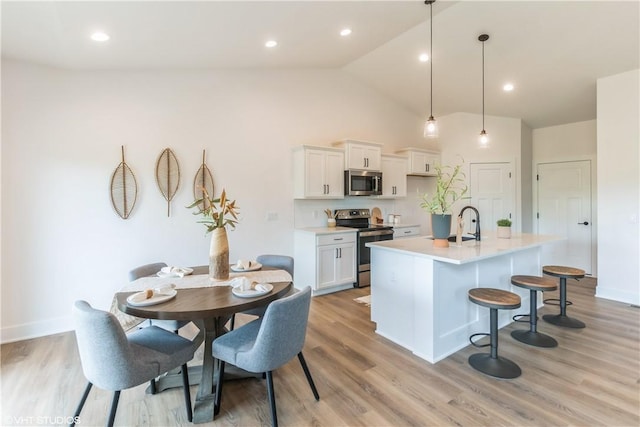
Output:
[
  {"xmin": 1, "ymin": 315, "xmax": 74, "ymax": 344},
  {"xmin": 595, "ymin": 288, "xmax": 640, "ymax": 306}
]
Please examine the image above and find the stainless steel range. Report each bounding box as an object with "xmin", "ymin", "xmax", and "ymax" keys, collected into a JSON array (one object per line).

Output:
[{"xmin": 334, "ymin": 209, "xmax": 394, "ymax": 288}]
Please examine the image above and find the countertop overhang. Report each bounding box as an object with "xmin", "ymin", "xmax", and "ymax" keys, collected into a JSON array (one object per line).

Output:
[{"xmin": 366, "ymin": 232, "xmax": 563, "ymax": 265}]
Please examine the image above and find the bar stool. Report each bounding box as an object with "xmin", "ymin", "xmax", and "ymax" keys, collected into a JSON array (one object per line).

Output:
[
  {"xmin": 542, "ymin": 265, "xmax": 586, "ymax": 329},
  {"xmin": 510, "ymin": 275, "xmax": 558, "ymax": 348},
  {"xmin": 468, "ymin": 288, "xmax": 522, "ymax": 379}
]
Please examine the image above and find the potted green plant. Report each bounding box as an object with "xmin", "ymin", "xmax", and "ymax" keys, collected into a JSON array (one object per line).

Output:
[
  {"xmin": 187, "ymin": 188, "xmax": 239, "ymax": 280},
  {"xmin": 420, "ymin": 161, "xmax": 468, "ymax": 247},
  {"xmin": 496, "ymin": 218, "xmax": 512, "ymax": 239}
]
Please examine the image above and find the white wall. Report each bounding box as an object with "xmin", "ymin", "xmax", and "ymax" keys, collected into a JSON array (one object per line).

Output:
[
  {"xmin": 533, "ymin": 120, "xmax": 597, "ymax": 161},
  {"xmin": 596, "ymin": 69, "xmax": 640, "ymax": 305},
  {"xmin": 1, "ymin": 59, "xmax": 427, "ymax": 342}
]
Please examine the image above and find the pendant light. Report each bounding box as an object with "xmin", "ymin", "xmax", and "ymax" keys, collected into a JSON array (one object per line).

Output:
[
  {"xmin": 478, "ymin": 34, "xmax": 489, "ymax": 146},
  {"xmin": 423, "ymin": 0, "xmax": 437, "ymax": 138}
]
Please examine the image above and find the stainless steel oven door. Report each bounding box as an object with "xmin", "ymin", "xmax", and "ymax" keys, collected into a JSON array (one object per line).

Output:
[{"xmin": 357, "ymin": 229, "xmax": 393, "ymax": 287}]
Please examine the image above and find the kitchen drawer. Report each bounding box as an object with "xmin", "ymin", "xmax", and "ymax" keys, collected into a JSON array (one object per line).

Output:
[
  {"xmin": 317, "ymin": 232, "xmax": 356, "ymax": 246},
  {"xmin": 394, "ymin": 226, "xmax": 421, "ymax": 239}
]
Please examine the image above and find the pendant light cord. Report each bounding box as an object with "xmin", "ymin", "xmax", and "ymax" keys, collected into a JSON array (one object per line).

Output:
[
  {"xmin": 429, "ymin": 1, "xmax": 433, "ymax": 117},
  {"xmin": 481, "ymin": 38, "xmax": 485, "ymax": 130}
]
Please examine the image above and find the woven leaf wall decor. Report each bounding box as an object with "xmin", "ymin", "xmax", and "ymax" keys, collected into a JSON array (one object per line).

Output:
[
  {"xmin": 193, "ymin": 149, "xmax": 215, "ymax": 211},
  {"xmin": 155, "ymin": 148, "xmax": 180, "ymax": 217},
  {"xmin": 110, "ymin": 146, "xmax": 138, "ymax": 219}
]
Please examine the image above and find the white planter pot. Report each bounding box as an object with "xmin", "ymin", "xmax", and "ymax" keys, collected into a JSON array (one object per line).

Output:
[{"xmin": 497, "ymin": 226, "xmax": 511, "ymax": 239}]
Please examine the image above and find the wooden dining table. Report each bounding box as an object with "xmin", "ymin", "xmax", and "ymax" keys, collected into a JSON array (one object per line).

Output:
[{"xmin": 115, "ymin": 267, "xmax": 292, "ymax": 423}]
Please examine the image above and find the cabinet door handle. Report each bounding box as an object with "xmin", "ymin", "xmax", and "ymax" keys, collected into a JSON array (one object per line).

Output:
[
  {"xmin": 425, "ymin": 163, "xmax": 429, "ymax": 172},
  {"xmin": 339, "ymin": 248, "xmax": 342, "ymax": 258}
]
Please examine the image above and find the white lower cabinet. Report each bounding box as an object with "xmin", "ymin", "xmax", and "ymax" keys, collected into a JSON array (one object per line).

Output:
[{"xmin": 294, "ymin": 230, "xmax": 357, "ymax": 294}]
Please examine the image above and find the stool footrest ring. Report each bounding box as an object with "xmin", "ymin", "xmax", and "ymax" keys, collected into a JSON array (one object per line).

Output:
[
  {"xmin": 543, "ymin": 298, "xmax": 572, "ymax": 307},
  {"xmin": 512, "ymin": 313, "xmax": 537, "ymax": 323},
  {"xmin": 469, "ymin": 333, "xmax": 491, "ymax": 348}
]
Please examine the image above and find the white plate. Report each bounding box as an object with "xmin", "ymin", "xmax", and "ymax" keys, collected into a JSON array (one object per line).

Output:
[
  {"xmin": 230, "ymin": 262, "xmax": 262, "ymax": 272},
  {"xmin": 232, "ymin": 283, "xmax": 273, "ymax": 298},
  {"xmin": 156, "ymin": 267, "xmax": 194, "ymax": 278},
  {"xmin": 127, "ymin": 289, "xmax": 177, "ymax": 307}
]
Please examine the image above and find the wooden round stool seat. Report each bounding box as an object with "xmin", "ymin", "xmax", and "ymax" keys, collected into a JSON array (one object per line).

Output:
[
  {"xmin": 542, "ymin": 265, "xmax": 585, "ymax": 279},
  {"xmin": 468, "ymin": 288, "xmax": 521, "ymax": 310},
  {"xmin": 511, "ymin": 275, "xmax": 557, "ymax": 292},
  {"xmin": 509, "ymin": 275, "xmax": 558, "ymax": 348},
  {"xmin": 467, "ymin": 288, "xmax": 521, "ymax": 379},
  {"xmin": 542, "ymin": 265, "xmax": 586, "ymax": 329}
]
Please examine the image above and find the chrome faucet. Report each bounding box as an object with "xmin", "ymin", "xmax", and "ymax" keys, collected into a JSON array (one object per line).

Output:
[{"xmin": 459, "ymin": 205, "xmax": 481, "ymax": 241}]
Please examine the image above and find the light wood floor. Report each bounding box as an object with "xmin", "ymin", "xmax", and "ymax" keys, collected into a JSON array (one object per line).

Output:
[{"xmin": 2, "ymin": 278, "xmax": 639, "ymax": 426}]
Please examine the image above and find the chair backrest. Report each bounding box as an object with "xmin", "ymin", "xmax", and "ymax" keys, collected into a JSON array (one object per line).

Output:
[
  {"xmin": 128, "ymin": 262, "xmax": 167, "ymax": 281},
  {"xmin": 256, "ymin": 255, "xmax": 294, "ymax": 277},
  {"xmin": 240, "ymin": 287, "xmax": 311, "ymax": 372},
  {"xmin": 72, "ymin": 301, "xmax": 136, "ymax": 390}
]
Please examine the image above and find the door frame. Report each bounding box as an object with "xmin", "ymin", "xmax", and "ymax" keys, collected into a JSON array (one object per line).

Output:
[{"xmin": 533, "ymin": 155, "xmax": 597, "ymax": 277}]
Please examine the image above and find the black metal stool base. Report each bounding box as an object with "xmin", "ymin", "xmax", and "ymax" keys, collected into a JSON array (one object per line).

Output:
[
  {"xmin": 543, "ymin": 314, "xmax": 585, "ymax": 329},
  {"xmin": 511, "ymin": 329, "xmax": 558, "ymax": 348},
  {"xmin": 468, "ymin": 353, "xmax": 521, "ymax": 379}
]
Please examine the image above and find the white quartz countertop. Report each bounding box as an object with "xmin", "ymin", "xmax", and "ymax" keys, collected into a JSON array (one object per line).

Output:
[
  {"xmin": 366, "ymin": 232, "xmax": 562, "ymax": 265},
  {"xmin": 296, "ymin": 226, "xmax": 357, "ymax": 235}
]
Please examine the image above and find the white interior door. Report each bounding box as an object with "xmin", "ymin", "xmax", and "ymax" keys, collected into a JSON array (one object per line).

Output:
[
  {"xmin": 469, "ymin": 163, "xmax": 515, "ymax": 234},
  {"xmin": 537, "ymin": 160, "xmax": 592, "ymax": 274}
]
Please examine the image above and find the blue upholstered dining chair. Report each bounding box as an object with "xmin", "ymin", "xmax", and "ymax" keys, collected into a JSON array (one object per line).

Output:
[
  {"xmin": 128, "ymin": 262, "xmax": 193, "ymax": 394},
  {"xmin": 71, "ymin": 301, "xmax": 196, "ymax": 426},
  {"xmin": 230, "ymin": 254, "xmax": 295, "ymax": 330},
  {"xmin": 212, "ymin": 286, "xmax": 319, "ymax": 427}
]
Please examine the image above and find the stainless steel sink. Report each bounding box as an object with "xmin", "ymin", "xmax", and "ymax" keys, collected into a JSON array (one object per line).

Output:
[
  {"xmin": 428, "ymin": 235, "xmax": 476, "ymax": 242},
  {"xmin": 447, "ymin": 235, "xmax": 475, "ymax": 242}
]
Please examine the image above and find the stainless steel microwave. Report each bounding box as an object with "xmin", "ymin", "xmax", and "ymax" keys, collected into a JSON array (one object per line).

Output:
[{"xmin": 344, "ymin": 170, "xmax": 382, "ymax": 196}]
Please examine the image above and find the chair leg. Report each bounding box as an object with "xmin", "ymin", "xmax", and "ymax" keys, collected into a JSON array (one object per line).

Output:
[
  {"xmin": 149, "ymin": 379, "xmax": 157, "ymax": 394},
  {"xmin": 70, "ymin": 382, "xmax": 92, "ymax": 426},
  {"xmin": 106, "ymin": 391, "xmax": 120, "ymax": 427},
  {"xmin": 265, "ymin": 371, "xmax": 278, "ymax": 427},
  {"xmin": 297, "ymin": 352, "xmax": 319, "ymax": 401},
  {"xmin": 214, "ymin": 360, "xmax": 225, "ymax": 416},
  {"xmin": 181, "ymin": 363, "xmax": 192, "ymax": 422}
]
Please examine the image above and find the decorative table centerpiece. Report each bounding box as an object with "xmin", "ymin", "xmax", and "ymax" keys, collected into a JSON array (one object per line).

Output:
[
  {"xmin": 420, "ymin": 161, "xmax": 468, "ymax": 248},
  {"xmin": 188, "ymin": 188, "xmax": 239, "ymax": 281}
]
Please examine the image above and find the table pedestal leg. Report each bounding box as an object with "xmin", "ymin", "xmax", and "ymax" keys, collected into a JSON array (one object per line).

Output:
[{"xmin": 193, "ymin": 317, "xmax": 218, "ymax": 423}]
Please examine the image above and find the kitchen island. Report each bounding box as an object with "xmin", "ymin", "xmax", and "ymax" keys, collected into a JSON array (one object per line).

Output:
[{"xmin": 366, "ymin": 232, "xmax": 561, "ymax": 363}]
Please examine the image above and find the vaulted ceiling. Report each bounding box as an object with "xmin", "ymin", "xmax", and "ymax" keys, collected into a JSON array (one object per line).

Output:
[{"xmin": 2, "ymin": 1, "xmax": 638, "ymax": 129}]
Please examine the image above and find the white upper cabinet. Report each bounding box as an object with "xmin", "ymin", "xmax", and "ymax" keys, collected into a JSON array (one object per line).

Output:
[
  {"xmin": 332, "ymin": 140, "xmax": 383, "ymax": 171},
  {"xmin": 396, "ymin": 148, "xmax": 441, "ymax": 176},
  {"xmin": 293, "ymin": 146, "xmax": 344, "ymax": 199},
  {"xmin": 379, "ymin": 154, "xmax": 407, "ymax": 198}
]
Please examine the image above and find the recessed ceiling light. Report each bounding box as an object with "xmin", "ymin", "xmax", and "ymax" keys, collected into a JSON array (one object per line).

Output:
[
  {"xmin": 90, "ymin": 32, "xmax": 110, "ymax": 42},
  {"xmin": 340, "ymin": 28, "xmax": 352, "ymax": 37},
  {"xmin": 265, "ymin": 40, "xmax": 278, "ymax": 48},
  {"xmin": 419, "ymin": 53, "xmax": 429, "ymax": 62},
  {"xmin": 503, "ymin": 83, "xmax": 515, "ymax": 91}
]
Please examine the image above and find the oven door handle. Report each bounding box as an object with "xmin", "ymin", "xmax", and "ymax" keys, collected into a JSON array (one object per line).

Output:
[{"xmin": 359, "ymin": 230, "xmax": 394, "ymax": 238}]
